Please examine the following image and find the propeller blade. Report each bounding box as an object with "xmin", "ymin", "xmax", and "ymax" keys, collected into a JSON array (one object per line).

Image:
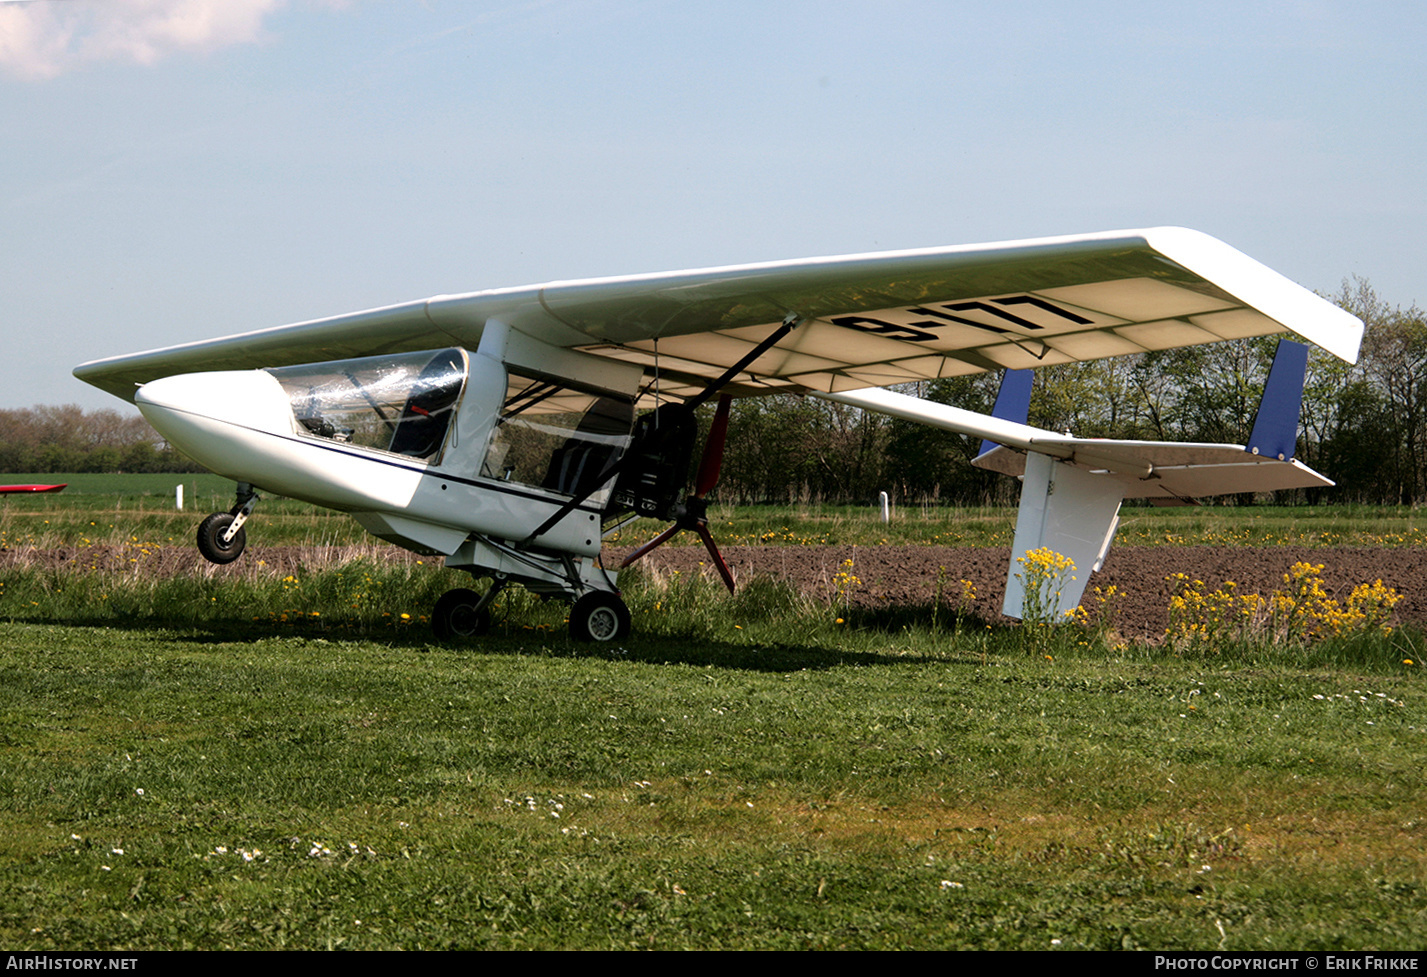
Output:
[
  {"xmin": 618, "ymin": 521, "xmax": 683, "ymax": 569},
  {"xmin": 692, "ymin": 522, "xmax": 736, "ymax": 592},
  {"xmin": 694, "ymin": 394, "xmax": 732, "ymax": 498},
  {"xmin": 616, "ymin": 396, "xmax": 737, "ymax": 590}
]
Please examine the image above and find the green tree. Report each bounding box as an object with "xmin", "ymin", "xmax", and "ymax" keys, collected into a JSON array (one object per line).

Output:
[{"xmin": 1338, "ymin": 278, "xmax": 1427, "ymax": 504}]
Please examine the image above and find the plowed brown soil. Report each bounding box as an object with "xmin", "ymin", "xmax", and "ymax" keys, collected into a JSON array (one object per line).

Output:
[
  {"xmin": 5, "ymin": 542, "xmax": 1422, "ymax": 640},
  {"xmin": 607, "ymin": 544, "xmax": 1427, "ymax": 641}
]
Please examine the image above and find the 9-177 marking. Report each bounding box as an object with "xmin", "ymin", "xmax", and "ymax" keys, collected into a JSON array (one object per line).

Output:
[{"xmin": 832, "ymin": 295, "xmax": 1091, "ymax": 342}]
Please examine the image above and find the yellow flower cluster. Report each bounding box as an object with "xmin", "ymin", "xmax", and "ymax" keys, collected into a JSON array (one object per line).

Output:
[
  {"xmin": 1167, "ymin": 562, "xmax": 1401, "ymax": 650},
  {"xmin": 725, "ymin": 527, "xmax": 836, "ymax": 546},
  {"xmin": 832, "ymin": 558, "xmax": 861, "ymax": 603},
  {"xmin": 1166, "ymin": 574, "xmax": 1263, "ymax": 646},
  {"xmin": 1015, "ymin": 547, "xmax": 1077, "ymax": 627}
]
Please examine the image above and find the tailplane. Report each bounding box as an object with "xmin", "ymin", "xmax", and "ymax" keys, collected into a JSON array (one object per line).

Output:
[{"xmin": 816, "ymin": 339, "xmax": 1325, "ymax": 619}]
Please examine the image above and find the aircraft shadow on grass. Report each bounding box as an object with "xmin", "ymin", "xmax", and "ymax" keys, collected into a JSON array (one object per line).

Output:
[{"xmin": 28, "ymin": 604, "xmax": 996, "ymax": 672}]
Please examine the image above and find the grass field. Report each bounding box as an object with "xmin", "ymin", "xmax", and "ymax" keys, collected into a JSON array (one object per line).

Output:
[
  {"xmin": 0, "ymin": 479, "xmax": 1424, "ymax": 949},
  {"xmin": 5, "ymin": 474, "xmax": 1427, "ymax": 550},
  {"xmin": 0, "ymin": 472, "xmax": 240, "ymax": 500}
]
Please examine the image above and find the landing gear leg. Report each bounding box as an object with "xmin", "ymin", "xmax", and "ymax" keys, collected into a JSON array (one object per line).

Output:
[{"xmin": 197, "ymin": 483, "xmax": 259, "ymax": 566}]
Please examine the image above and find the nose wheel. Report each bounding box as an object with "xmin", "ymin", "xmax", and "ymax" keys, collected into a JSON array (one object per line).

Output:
[
  {"xmin": 197, "ymin": 512, "xmax": 246, "ymax": 564},
  {"xmin": 197, "ymin": 484, "xmax": 259, "ymax": 566}
]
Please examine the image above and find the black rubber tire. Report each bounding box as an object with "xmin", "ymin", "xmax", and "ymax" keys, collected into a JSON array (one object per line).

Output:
[
  {"xmin": 569, "ymin": 591, "xmax": 631, "ymax": 642},
  {"xmin": 197, "ymin": 512, "xmax": 246, "ymax": 565},
  {"xmin": 432, "ymin": 588, "xmax": 493, "ymax": 641}
]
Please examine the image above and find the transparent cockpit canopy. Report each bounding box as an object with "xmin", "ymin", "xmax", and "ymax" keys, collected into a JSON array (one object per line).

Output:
[
  {"xmin": 267, "ymin": 348, "xmax": 468, "ymax": 463},
  {"xmin": 484, "ymin": 370, "xmax": 636, "ymax": 502}
]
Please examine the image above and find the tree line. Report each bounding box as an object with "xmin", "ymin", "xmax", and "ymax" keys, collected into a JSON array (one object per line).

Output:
[
  {"xmin": 8, "ymin": 279, "xmax": 1423, "ymax": 504},
  {"xmin": 0, "ymin": 404, "xmax": 203, "ymax": 474}
]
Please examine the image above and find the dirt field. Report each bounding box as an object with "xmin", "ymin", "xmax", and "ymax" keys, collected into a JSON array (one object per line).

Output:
[
  {"xmin": 5, "ymin": 542, "xmax": 1423, "ymax": 640},
  {"xmin": 608, "ymin": 544, "xmax": 1427, "ymax": 641}
]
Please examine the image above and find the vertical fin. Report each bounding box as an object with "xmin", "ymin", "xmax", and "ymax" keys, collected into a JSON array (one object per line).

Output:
[
  {"xmin": 1246, "ymin": 339, "xmax": 1309, "ymax": 462},
  {"xmin": 1002, "ymin": 453, "xmax": 1125, "ymax": 620},
  {"xmin": 976, "ymin": 369, "xmax": 1034, "ymax": 459}
]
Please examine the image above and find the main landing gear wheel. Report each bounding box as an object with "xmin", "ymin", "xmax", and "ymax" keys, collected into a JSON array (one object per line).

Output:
[
  {"xmin": 197, "ymin": 512, "xmax": 245, "ymax": 565},
  {"xmin": 432, "ymin": 588, "xmax": 493, "ymax": 641},
  {"xmin": 569, "ymin": 592, "xmax": 631, "ymax": 643}
]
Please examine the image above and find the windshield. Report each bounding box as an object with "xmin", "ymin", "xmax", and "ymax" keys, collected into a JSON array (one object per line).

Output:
[{"xmin": 267, "ymin": 348, "xmax": 468, "ymax": 463}]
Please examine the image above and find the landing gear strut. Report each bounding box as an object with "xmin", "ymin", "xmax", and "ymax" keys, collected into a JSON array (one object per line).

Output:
[
  {"xmin": 436, "ymin": 535, "xmax": 632, "ymax": 644},
  {"xmin": 197, "ymin": 484, "xmax": 259, "ymax": 566}
]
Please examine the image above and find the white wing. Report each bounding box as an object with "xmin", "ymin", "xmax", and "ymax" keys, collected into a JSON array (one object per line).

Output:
[{"xmin": 75, "ymin": 227, "xmax": 1363, "ymax": 402}]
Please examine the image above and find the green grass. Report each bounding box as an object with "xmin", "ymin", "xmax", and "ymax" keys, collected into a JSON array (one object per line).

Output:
[
  {"xmin": 0, "ymin": 483, "xmax": 369, "ymax": 551},
  {"xmin": 9, "ymin": 474, "xmax": 1427, "ymax": 549},
  {"xmin": 0, "ymin": 557, "xmax": 1424, "ymax": 949},
  {"xmin": 0, "ymin": 472, "xmax": 241, "ymax": 501},
  {"xmin": 1, "ymin": 487, "xmax": 1424, "ymax": 948},
  {"xmin": 627, "ymin": 501, "xmax": 1427, "ymax": 549}
]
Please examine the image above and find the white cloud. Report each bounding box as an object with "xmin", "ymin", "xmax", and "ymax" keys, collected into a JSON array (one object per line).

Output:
[{"xmin": 0, "ymin": 0, "xmax": 290, "ymax": 80}]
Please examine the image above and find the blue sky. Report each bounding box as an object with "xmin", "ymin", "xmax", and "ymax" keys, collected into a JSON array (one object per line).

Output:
[{"xmin": 3, "ymin": 0, "xmax": 1423, "ymax": 411}]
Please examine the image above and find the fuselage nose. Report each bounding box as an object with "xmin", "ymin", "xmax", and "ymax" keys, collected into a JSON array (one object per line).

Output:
[
  {"xmin": 136, "ymin": 371, "xmax": 293, "ymax": 432},
  {"xmin": 135, "ymin": 370, "xmax": 298, "ymax": 478},
  {"xmin": 133, "ymin": 369, "xmax": 430, "ymax": 512}
]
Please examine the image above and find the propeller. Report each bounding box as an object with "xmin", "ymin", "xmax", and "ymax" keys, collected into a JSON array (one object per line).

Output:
[{"xmin": 619, "ymin": 394, "xmax": 736, "ymax": 591}]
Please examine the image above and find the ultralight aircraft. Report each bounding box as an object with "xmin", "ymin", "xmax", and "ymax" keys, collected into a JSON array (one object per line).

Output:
[{"xmin": 73, "ymin": 228, "xmax": 1364, "ymax": 641}]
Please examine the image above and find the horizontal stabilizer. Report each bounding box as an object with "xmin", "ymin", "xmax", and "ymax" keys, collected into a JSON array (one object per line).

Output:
[
  {"xmin": 818, "ymin": 386, "xmax": 1333, "ymax": 501},
  {"xmin": 972, "ymin": 441, "xmax": 1332, "ymax": 499}
]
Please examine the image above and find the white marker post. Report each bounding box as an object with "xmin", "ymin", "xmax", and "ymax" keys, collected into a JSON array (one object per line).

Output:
[{"xmin": 176, "ymin": 484, "xmax": 184, "ymax": 511}]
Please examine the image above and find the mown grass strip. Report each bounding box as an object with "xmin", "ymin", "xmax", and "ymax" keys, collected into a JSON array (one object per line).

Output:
[{"xmin": 7, "ymin": 478, "xmax": 1427, "ymax": 548}]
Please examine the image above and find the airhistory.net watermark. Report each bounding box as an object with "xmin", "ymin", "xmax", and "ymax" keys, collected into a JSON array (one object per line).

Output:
[{"xmin": 5, "ymin": 958, "xmax": 136, "ymax": 971}]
